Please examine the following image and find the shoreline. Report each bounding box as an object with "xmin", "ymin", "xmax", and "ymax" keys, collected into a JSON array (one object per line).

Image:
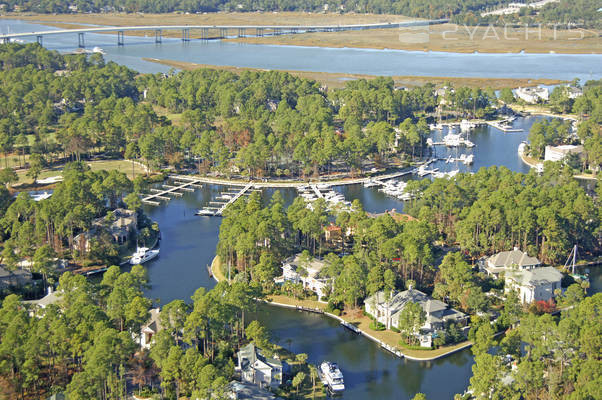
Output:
[
  {"xmin": 210, "ymin": 255, "xmax": 473, "ymax": 361},
  {"xmin": 142, "ymin": 58, "xmax": 566, "ymax": 89}
]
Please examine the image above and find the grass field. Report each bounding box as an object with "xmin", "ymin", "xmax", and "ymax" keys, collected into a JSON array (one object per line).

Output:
[
  {"xmin": 13, "ymin": 159, "xmax": 147, "ymax": 187},
  {"xmin": 143, "ymin": 58, "xmax": 566, "ymax": 89},
  {"xmin": 5, "ymin": 13, "xmax": 600, "ymax": 54}
]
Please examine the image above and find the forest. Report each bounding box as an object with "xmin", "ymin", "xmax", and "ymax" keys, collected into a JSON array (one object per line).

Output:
[
  {"xmin": 3, "ymin": 0, "xmax": 601, "ymax": 28},
  {"xmin": 0, "ymin": 43, "xmax": 502, "ymax": 180},
  {"xmin": 0, "ymin": 265, "xmax": 290, "ymax": 400}
]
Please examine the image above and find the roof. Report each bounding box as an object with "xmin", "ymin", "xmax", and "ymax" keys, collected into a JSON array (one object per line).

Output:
[
  {"xmin": 488, "ymin": 249, "xmax": 540, "ymax": 269},
  {"xmin": 0, "ymin": 266, "xmax": 32, "ymax": 279},
  {"xmin": 142, "ymin": 308, "xmax": 162, "ymax": 333},
  {"xmin": 238, "ymin": 343, "xmax": 282, "ymax": 372},
  {"xmin": 366, "ymin": 288, "xmax": 449, "ymax": 317},
  {"xmin": 324, "ymin": 224, "xmax": 342, "ymax": 232},
  {"xmin": 24, "ymin": 291, "xmax": 62, "ymax": 308},
  {"xmin": 284, "ymin": 254, "xmax": 328, "ymax": 279},
  {"xmin": 228, "ymin": 381, "xmax": 280, "ymax": 400},
  {"xmin": 506, "ymin": 267, "xmax": 563, "ymax": 287}
]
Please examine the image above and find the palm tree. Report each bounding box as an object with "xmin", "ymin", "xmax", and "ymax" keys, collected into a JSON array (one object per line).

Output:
[{"xmin": 309, "ymin": 365, "xmax": 319, "ymax": 399}]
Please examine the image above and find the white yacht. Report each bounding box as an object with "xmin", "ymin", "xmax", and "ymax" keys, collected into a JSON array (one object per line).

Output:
[
  {"xmin": 195, "ymin": 208, "xmax": 215, "ymax": 216},
  {"xmin": 319, "ymin": 361, "xmax": 345, "ymax": 393},
  {"xmin": 130, "ymin": 247, "xmax": 160, "ymax": 265}
]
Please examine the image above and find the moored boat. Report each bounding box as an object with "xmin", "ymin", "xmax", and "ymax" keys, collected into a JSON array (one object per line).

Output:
[
  {"xmin": 130, "ymin": 247, "xmax": 160, "ymax": 265},
  {"xmin": 319, "ymin": 361, "xmax": 345, "ymax": 394}
]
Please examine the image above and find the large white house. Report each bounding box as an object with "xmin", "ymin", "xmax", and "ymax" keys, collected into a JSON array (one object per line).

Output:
[
  {"xmin": 364, "ymin": 288, "xmax": 467, "ymax": 332},
  {"xmin": 237, "ymin": 343, "xmax": 283, "ymax": 388},
  {"xmin": 544, "ymin": 144, "xmax": 584, "ymax": 162},
  {"xmin": 482, "ymin": 248, "xmax": 541, "ymax": 278},
  {"xmin": 280, "ymin": 254, "xmax": 332, "ymax": 300},
  {"xmin": 505, "ymin": 267, "xmax": 563, "ymax": 304},
  {"xmin": 515, "ymin": 86, "xmax": 549, "ymax": 103}
]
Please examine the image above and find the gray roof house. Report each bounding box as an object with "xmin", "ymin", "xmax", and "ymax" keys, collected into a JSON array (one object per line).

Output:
[
  {"xmin": 227, "ymin": 381, "xmax": 282, "ymax": 400},
  {"xmin": 505, "ymin": 266, "xmax": 563, "ymax": 304},
  {"xmin": 483, "ymin": 248, "xmax": 541, "ymax": 277},
  {"xmin": 365, "ymin": 288, "xmax": 467, "ymax": 331},
  {"xmin": 138, "ymin": 308, "xmax": 162, "ymax": 349},
  {"xmin": 237, "ymin": 343, "xmax": 283, "ymax": 389},
  {"xmin": 0, "ymin": 266, "xmax": 32, "ymax": 289}
]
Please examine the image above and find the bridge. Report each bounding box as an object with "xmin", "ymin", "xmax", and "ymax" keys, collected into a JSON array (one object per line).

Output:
[{"xmin": 0, "ymin": 19, "xmax": 447, "ymax": 47}]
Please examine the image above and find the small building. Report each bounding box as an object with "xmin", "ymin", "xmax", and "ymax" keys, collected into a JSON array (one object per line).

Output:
[
  {"xmin": 280, "ymin": 254, "xmax": 332, "ymax": 300},
  {"xmin": 237, "ymin": 343, "xmax": 283, "ymax": 388},
  {"xmin": 544, "ymin": 144, "xmax": 584, "ymax": 162},
  {"xmin": 505, "ymin": 267, "xmax": 563, "ymax": 304},
  {"xmin": 364, "ymin": 288, "xmax": 467, "ymax": 331},
  {"xmin": 0, "ymin": 266, "xmax": 32, "ymax": 289},
  {"xmin": 139, "ymin": 308, "xmax": 161, "ymax": 349},
  {"xmin": 515, "ymin": 87, "xmax": 549, "ymax": 103},
  {"xmin": 323, "ymin": 224, "xmax": 342, "ymax": 243},
  {"xmin": 482, "ymin": 248, "xmax": 541, "ymax": 278}
]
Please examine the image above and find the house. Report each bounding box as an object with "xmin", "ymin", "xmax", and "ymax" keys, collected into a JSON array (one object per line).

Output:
[
  {"xmin": 368, "ymin": 209, "xmax": 416, "ymax": 223},
  {"xmin": 237, "ymin": 343, "xmax": 283, "ymax": 388},
  {"xmin": 0, "ymin": 266, "xmax": 32, "ymax": 289},
  {"xmin": 139, "ymin": 308, "xmax": 161, "ymax": 349},
  {"xmin": 566, "ymin": 86, "xmax": 583, "ymax": 99},
  {"xmin": 74, "ymin": 208, "xmax": 137, "ymax": 252},
  {"xmin": 280, "ymin": 254, "xmax": 332, "ymax": 300},
  {"xmin": 24, "ymin": 288, "xmax": 62, "ymax": 314},
  {"xmin": 505, "ymin": 267, "xmax": 563, "ymax": 304},
  {"xmin": 364, "ymin": 288, "xmax": 467, "ymax": 331},
  {"xmin": 482, "ymin": 248, "xmax": 541, "ymax": 278},
  {"xmin": 323, "ymin": 224, "xmax": 342, "ymax": 243},
  {"xmin": 544, "ymin": 144, "xmax": 584, "ymax": 162},
  {"xmin": 515, "ymin": 87, "xmax": 549, "ymax": 103}
]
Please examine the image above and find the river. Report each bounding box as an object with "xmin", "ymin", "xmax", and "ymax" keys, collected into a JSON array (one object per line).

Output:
[
  {"xmin": 1, "ymin": 19, "xmax": 602, "ymax": 81},
  {"xmin": 4, "ymin": 18, "xmax": 600, "ymax": 398}
]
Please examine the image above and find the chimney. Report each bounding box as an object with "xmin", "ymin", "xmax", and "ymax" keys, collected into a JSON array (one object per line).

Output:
[
  {"xmin": 513, "ymin": 246, "xmax": 519, "ymax": 251},
  {"xmin": 47, "ymin": 286, "xmax": 53, "ymax": 295}
]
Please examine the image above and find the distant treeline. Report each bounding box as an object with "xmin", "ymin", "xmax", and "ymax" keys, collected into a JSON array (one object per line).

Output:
[{"xmin": 3, "ymin": 0, "xmax": 600, "ymax": 28}]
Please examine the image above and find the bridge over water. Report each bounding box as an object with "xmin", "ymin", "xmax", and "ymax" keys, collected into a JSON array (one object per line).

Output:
[{"xmin": 0, "ymin": 19, "xmax": 447, "ymax": 47}]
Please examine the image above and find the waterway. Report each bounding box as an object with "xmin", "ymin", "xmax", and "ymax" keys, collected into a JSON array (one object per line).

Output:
[
  {"xmin": 4, "ymin": 18, "xmax": 599, "ymax": 398},
  {"xmin": 1, "ymin": 19, "xmax": 601, "ymax": 81}
]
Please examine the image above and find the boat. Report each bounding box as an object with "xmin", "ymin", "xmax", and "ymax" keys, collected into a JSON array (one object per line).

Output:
[
  {"xmin": 564, "ymin": 245, "xmax": 590, "ymax": 284},
  {"xmin": 460, "ymin": 119, "xmax": 476, "ymax": 132},
  {"xmin": 129, "ymin": 247, "xmax": 160, "ymax": 265},
  {"xmin": 195, "ymin": 208, "xmax": 215, "ymax": 216},
  {"xmin": 462, "ymin": 154, "xmax": 474, "ymax": 165},
  {"xmin": 92, "ymin": 46, "xmax": 106, "ymax": 54},
  {"xmin": 319, "ymin": 361, "xmax": 345, "ymax": 394}
]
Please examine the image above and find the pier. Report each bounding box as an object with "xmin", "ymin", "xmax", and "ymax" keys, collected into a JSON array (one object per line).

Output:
[
  {"xmin": 215, "ymin": 182, "xmax": 255, "ymax": 216},
  {"xmin": 141, "ymin": 176, "xmax": 203, "ymax": 205}
]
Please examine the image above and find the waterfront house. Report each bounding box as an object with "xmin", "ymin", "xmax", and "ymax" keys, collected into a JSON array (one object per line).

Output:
[
  {"xmin": 544, "ymin": 144, "xmax": 584, "ymax": 162},
  {"xmin": 0, "ymin": 266, "xmax": 32, "ymax": 289},
  {"xmin": 139, "ymin": 308, "xmax": 162, "ymax": 349},
  {"xmin": 237, "ymin": 343, "xmax": 283, "ymax": 388},
  {"xmin": 482, "ymin": 248, "xmax": 541, "ymax": 278},
  {"xmin": 515, "ymin": 87, "xmax": 549, "ymax": 103},
  {"xmin": 74, "ymin": 208, "xmax": 137, "ymax": 252},
  {"xmin": 280, "ymin": 254, "xmax": 332, "ymax": 300},
  {"xmin": 505, "ymin": 267, "xmax": 563, "ymax": 304},
  {"xmin": 364, "ymin": 288, "xmax": 467, "ymax": 331}
]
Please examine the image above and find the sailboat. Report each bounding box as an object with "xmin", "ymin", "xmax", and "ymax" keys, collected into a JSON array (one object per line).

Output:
[{"xmin": 564, "ymin": 245, "xmax": 589, "ymax": 283}]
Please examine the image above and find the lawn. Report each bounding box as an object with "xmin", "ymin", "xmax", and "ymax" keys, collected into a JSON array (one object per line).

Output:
[{"xmin": 13, "ymin": 159, "xmax": 147, "ymax": 187}]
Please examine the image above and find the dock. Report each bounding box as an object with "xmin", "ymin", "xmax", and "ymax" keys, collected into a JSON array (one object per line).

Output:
[
  {"xmin": 215, "ymin": 182, "xmax": 254, "ymax": 216},
  {"xmin": 141, "ymin": 176, "xmax": 203, "ymax": 205}
]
